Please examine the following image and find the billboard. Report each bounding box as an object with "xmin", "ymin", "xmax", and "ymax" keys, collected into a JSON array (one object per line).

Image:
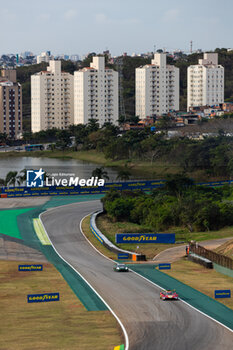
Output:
[
  {"xmin": 27, "ymin": 292, "xmax": 60, "ymax": 303},
  {"xmin": 18, "ymin": 264, "xmax": 43, "ymax": 271},
  {"xmin": 115, "ymin": 233, "xmax": 175, "ymax": 244},
  {"xmin": 214, "ymin": 290, "xmax": 231, "ymax": 299},
  {"xmin": 158, "ymin": 263, "xmax": 171, "ymax": 270}
]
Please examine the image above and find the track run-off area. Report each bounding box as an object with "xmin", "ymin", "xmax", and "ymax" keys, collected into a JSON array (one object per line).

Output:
[{"xmin": 40, "ymin": 199, "xmax": 233, "ymax": 350}]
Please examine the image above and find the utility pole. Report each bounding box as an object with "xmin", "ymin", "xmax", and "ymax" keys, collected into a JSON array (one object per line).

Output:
[
  {"xmin": 116, "ymin": 56, "xmax": 126, "ymax": 121},
  {"xmin": 190, "ymin": 40, "xmax": 193, "ymax": 54}
]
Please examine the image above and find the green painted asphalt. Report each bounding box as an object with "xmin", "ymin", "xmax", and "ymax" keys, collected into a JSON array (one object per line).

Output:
[
  {"xmin": 7, "ymin": 195, "xmax": 107, "ymax": 311},
  {"xmin": 129, "ymin": 264, "xmax": 233, "ymax": 330},
  {"xmin": 0, "ymin": 208, "xmax": 35, "ymax": 240}
]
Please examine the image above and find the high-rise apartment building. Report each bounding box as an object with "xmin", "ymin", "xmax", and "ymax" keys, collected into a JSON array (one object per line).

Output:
[
  {"xmin": 0, "ymin": 69, "xmax": 22, "ymax": 138},
  {"xmin": 37, "ymin": 51, "xmax": 53, "ymax": 64},
  {"xmin": 187, "ymin": 53, "xmax": 224, "ymax": 111},
  {"xmin": 74, "ymin": 56, "xmax": 118, "ymax": 126},
  {"xmin": 136, "ymin": 53, "xmax": 179, "ymax": 118},
  {"xmin": 31, "ymin": 60, "xmax": 74, "ymax": 132}
]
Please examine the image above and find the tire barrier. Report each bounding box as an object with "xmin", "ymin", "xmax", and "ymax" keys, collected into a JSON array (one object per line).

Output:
[
  {"xmin": 90, "ymin": 211, "xmax": 146, "ymax": 261},
  {"xmin": 188, "ymin": 252, "xmax": 213, "ymax": 268}
]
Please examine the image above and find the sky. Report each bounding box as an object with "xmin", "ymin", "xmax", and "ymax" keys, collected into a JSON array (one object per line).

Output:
[{"xmin": 0, "ymin": 0, "xmax": 233, "ymax": 57}]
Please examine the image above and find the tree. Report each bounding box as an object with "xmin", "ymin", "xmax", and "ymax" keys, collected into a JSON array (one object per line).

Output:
[
  {"xmin": 164, "ymin": 174, "xmax": 194, "ymax": 197},
  {"xmin": 116, "ymin": 167, "xmax": 131, "ymax": 181},
  {"xmin": 55, "ymin": 130, "xmax": 72, "ymax": 150},
  {"xmin": 91, "ymin": 167, "xmax": 109, "ymax": 180},
  {"xmin": 141, "ymin": 134, "xmax": 163, "ymax": 164},
  {"xmin": 17, "ymin": 169, "xmax": 27, "ymax": 185},
  {"xmin": 0, "ymin": 132, "xmax": 8, "ymax": 144},
  {"xmin": 156, "ymin": 115, "xmax": 174, "ymax": 131},
  {"xmin": 87, "ymin": 119, "xmax": 99, "ymax": 133},
  {"xmin": 4, "ymin": 171, "xmax": 18, "ymax": 186},
  {"xmin": 4, "ymin": 169, "xmax": 27, "ymax": 187}
]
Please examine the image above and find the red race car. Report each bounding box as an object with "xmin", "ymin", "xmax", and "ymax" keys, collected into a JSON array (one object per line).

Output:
[{"xmin": 160, "ymin": 290, "xmax": 179, "ymax": 301}]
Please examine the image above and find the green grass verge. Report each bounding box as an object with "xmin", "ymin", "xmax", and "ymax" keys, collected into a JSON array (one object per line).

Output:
[
  {"xmin": 0, "ymin": 208, "xmax": 35, "ymax": 240},
  {"xmin": 163, "ymin": 258, "xmax": 233, "ymax": 310},
  {"xmin": 82, "ymin": 216, "xmax": 118, "ymax": 260},
  {"xmin": 96, "ymin": 214, "xmax": 174, "ymax": 260},
  {"xmin": 96, "ymin": 214, "xmax": 233, "ymax": 259},
  {"xmin": 0, "ymin": 260, "xmax": 123, "ymax": 350}
]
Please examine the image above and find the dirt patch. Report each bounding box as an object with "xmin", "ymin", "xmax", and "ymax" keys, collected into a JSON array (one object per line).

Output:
[
  {"xmin": 0, "ymin": 236, "xmax": 47, "ymax": 262},
  {"xmin": 0, "ymin": 197, "xmax": 50, "ymax": 209}
]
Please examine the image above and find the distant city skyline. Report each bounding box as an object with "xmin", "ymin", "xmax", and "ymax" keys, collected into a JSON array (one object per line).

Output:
[{"xmin": 0, "ymin": 0, "xmax": 233, "ymax": 57}]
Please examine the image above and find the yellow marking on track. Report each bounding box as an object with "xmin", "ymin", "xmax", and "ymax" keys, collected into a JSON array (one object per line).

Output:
[
  {"xmin": 33, "ymin": 219, "xmax": 51, "ymax": 245},
  {"xmin": 114, "ymin": 347, "xmax": 120, "ymax": 350}
]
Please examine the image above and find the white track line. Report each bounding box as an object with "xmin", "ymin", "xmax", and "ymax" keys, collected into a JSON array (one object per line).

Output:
[
  {"xmin": 131, "ymin": 269, "xmax": 233, "ymax": 334},
  {"xmin": 39, "ymin": 206, "xmax": 129, "ymax": 350},
  {"xmin": 40, "ymin": 198, "xmax": 233, "ymax": 349}
]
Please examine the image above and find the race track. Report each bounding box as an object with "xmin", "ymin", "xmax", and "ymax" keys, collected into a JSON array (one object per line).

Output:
[{"xmin": 41, "ymin": 200, "xmax": 233, "ymax": 350}]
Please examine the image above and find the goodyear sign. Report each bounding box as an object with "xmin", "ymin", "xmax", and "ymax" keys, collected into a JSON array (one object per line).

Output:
[
  {"xmin": 19, "ymin": 264, "xmax": 43, "ymax": 271},
  {"xmin": 116, "ymin": 233, "xmax": 175, "ymax": 244},
  {"xmin": 215, "ymin": 290, "xmax": 231, "ymax": 299},
  {"xmin": 159, "ymin": 263, "xmax": 171, "ymax": 270},
  {"xmin": 27, "ymin": 292, "xmax": 60, "ymax": 303},
  {"xmin": 118, "ymin": 253, "xmax": 129, "ymax": 260}
]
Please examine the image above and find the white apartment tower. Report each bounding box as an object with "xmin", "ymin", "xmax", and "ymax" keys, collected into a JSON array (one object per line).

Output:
[
  {"xmin": 74, "ymin": 56, "xmax": 118, "ymax": 126},
  {"xmin": 136, "ymin": 53, "xmax": 179, "ymax": 118},
  {"xmin": 31, "ymin": 60, "xmax": 74, "ymax": 132},
  {"xmin": 187, "ymin": 53, "xmax": 224, "ymax": 111}
]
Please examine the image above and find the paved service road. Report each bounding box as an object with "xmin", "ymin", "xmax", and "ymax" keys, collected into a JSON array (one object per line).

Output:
[
  {"xmin": 153, "ymin": 237, "xmax": 233, "ymax": 263},
  {"xmin": 41, "ymin": 200, "xmax": 233, "ymax": 350}
]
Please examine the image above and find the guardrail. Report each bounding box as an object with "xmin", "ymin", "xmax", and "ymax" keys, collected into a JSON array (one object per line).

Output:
[
  {"xmin": 190, "ymin": 243, "xmax": 233, "ymax": 270},
  {"xmin": 90, "ymin": 211, "xmax": 146, "ymax": 261}
]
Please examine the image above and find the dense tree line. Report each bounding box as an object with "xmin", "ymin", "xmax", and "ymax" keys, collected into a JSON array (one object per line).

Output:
[
  {"xmin": 18, "ymin": 118, "xmax": 233, "ymax": 179},
  {"xmin": 101, "ymin": 175, "xmax": 233, "ymax": 232}
]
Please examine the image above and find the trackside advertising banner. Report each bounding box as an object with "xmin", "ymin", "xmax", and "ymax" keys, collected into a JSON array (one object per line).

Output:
[
  {"xmin": 27, "ymin": 293, "xmax": 60, "ymax": 303},
  {"xmin": 0, "ymin": 177, "xmax": 165, "ymax": 198},
  {"xmin": 1, "ymin": 169, "xmax": 232, "ymax": 198},
  {"xmin": 158, "ymin": 263, "xmax": 171, "ymax": 270},
  {"xmin": 215, "ymin": 290, "xmax": 231, "ymax": 299},
  {"xmin": 19, "ymin": 264, "xmax": 43, "ymax": 271},
  {"xmin": 115, "ymin": 233, "xmax": 175, "ymax": 244}
]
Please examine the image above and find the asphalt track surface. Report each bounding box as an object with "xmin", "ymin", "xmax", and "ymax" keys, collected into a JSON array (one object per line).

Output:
[{"xmin": 41, "ymin": 200, "xmax": 233, "ymax": 350}]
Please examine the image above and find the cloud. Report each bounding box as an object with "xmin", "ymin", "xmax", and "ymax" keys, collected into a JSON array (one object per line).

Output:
[
  {"xmin": 64, "ymin": 9, "xmax": 77, "ymax": 20},
  {"xmin": 162, "ymin": 9, "xmax": 180, "ymax": 22},
  {"xmin": 95, "ymin": 13, "xmax": 107, "ymax": 23},
  {"xmin": 95, "ymin": 13, "xmax": 140, "ymax": 25}
]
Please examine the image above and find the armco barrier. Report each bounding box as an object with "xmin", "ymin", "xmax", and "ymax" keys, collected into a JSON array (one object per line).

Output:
[
  {"xmin": 90, "ymin": 211, "xmax": 146, "ymax": 261},
  {"xmin": 1, "ymin": 179, "xmax": 233, "ymax": 198}
]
